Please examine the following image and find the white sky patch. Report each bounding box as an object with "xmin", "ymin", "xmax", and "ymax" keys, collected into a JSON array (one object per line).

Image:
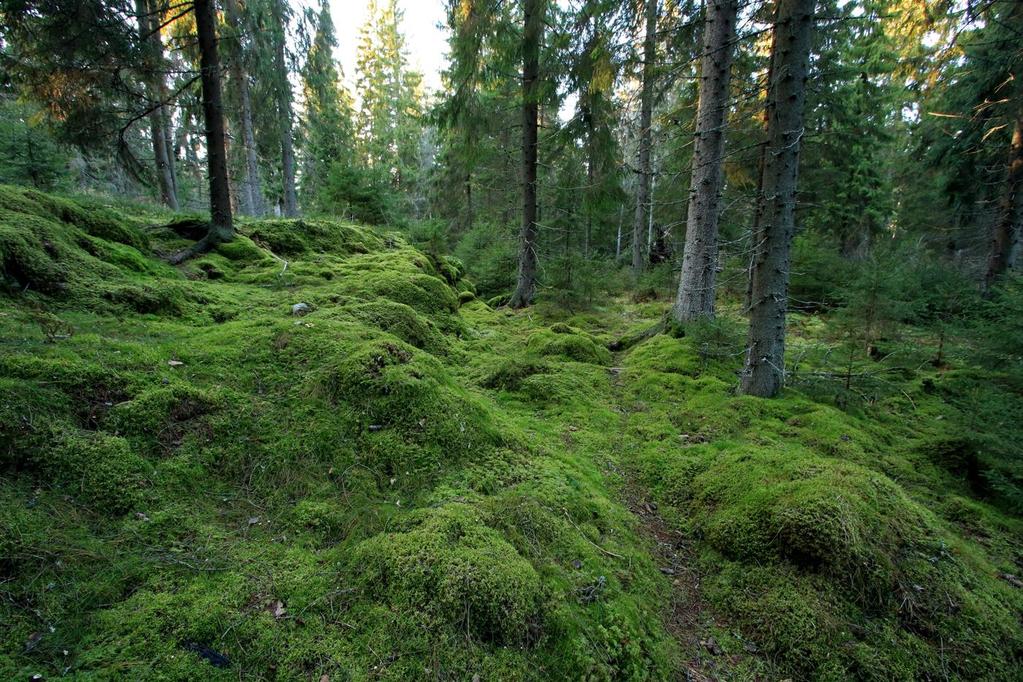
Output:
[{"xmin": 330, "ymin": 0, "xmax": 450, "ymax": 95}]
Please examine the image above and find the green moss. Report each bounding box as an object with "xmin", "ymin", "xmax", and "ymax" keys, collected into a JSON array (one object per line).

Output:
[
  {"xmin": 317, "ymin": 337, "xmax": 503, "ymax": 477},
  {"xmin": 244, "ymin": 218, "xmax": 381, "ymax": 257},
  {"xmin": 341, "ymin": 299, "xmax": 448, "ymax": 353},
  {"xmin": 107, "ymin": 383, "xmax": 221, "ymax": 454},
  {"xmin": 526, "ymin": 327, "xmax": 611, "ymax": 365},
  {"xmin": 30, "ymin": 429, "xmax": 151, "ymax": 513},
  {"xmin": 347, "ymin": 270, "xmax": 459, "ymax": 314},
  {"xmin": 353, "ymin": 503, "xmax": 544, "ymax": 644},
  {"xmin": 481, "ymin": 355, "xmax": 552, "ymax": 391},
  {"xmin": 100, "ymin": 281, "xmax": 190, "ymax": 315}
]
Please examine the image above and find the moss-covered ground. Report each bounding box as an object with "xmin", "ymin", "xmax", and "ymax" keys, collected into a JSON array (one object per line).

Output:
[{"xmin": 1, "ymin": 185, "xmax": 1021, "ymax": 679}]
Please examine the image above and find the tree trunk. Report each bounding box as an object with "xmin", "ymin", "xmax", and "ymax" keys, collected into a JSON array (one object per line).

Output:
[
  {"xmin": 632, "ymin": 0, "xmax": 658, "ymax": 275},
  {"xmin": 739, "ymin": 0, "xmax": 815, "ymax": 398},
  {"xmin": 272, "ymin": 2, "xmax": 299, "ymax": 218},
  {"xmin": 224, "ymin": 0, "xmax": 265, "ymax": 216},
  {"xmin": 509, "ymin": 0, "xmax": 543, "ymax": 308},
  {"xmin": 673, "ymin": 0, "xmax": 738, "ymax": 322},
  {"xmin": 464, "ymin": 171, "xmax": 473, "ymax": 233},
  {"xmin": 136, "ymin": 0, "xmax": 179, "ymax": 210},
  {"xmin": 194, "ymin": 0, "xmax": 233, "ymax": 244},
  {"xmin": 984, "ymin": 111, "xmax": 1023, "ymax": 290}
]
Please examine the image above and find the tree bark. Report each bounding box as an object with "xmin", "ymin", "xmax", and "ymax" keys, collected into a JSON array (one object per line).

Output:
[
  {"xmin": 509, "ymin": 0, "xmax": 543, "ymax": 308},
  {"xmin": 194, "ymin": 0, "xmax": 233, "ymax": 244},
  {"xmin": 224, "ymin": 0, "xmax": 265, "ymax": 216},
  {"xmin": 136, "ymin": 0, "xmax": 179, "ymax": 210},
  {"xmin": 739, "ymin": 0, "xmax": 815, "ymax": 398},
  {"xmin": 272, "ymin": 0, "xmax": 299, "ymax": 218},
  {"xmin": 673, "ymin": 0, "xmax": 738, "ymax": 322},
  {"xmin": 632, "ymin": 0, "xmax": 658, "ymax": 275},
  {"xmin": 984, "ymin": 111, "xmax": 1023, "ymax": 290}
]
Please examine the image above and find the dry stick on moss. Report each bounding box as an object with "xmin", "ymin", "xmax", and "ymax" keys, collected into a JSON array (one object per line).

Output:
[
  {"xmin": 247, "ymin": 236, "xmax": 290, "ymax": 275},
  {"xmin": 608, "ymin": 318, "xmax": 666, "ymax": 352},
  {"xmin": 562, "ymin": 508, "xmax": 625, "ymax": 561}
]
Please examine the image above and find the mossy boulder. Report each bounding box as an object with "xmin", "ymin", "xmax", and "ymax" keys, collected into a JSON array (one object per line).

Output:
[
  {"xmin": 244, "ymin": 218, "xmax": 381, "ymax": 257},
  {"xmin": 481, "ymin": 356, "xmax": 552, "ymax": 391},
  {"xmin": 353, "ymin": 504, "xmax": 544, "ymax": 644},
  {"xmin": 318, "ymin": 338, "xmax": 503, "ymax": 475},
  {"xmin": 342, "ymin": 299, "xmax": 448, "ymax": 354},
  {"xmin": 32, "ymin": 430, "xmax": 151, "ymax": 513},
  {"xmin": 107, "ymin": 383, "xmax": 221, "ymax": 453},
  {"xmin": 526, "ymin": 327, "xmax": 611, "ymax": 365}
]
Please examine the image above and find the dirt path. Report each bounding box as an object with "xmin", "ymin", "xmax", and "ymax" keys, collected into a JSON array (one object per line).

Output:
[{"xmin": 606, "ymin": 360, "xmax": 741, "ymax": 682}]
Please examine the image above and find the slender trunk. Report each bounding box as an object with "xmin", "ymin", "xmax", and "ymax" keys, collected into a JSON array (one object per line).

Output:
[
  {"xmin": 195, "ymin": 0, "xmax": 233, "ymax": 243},
  {"xmin": 745, "ymin": 24, "xmax": 777, "ymax": 310},
  {"xmin": 163, "ymin": 106, "xmax": 178, "ymax": 200},
  {"xmin": 272, "ymin": 3, "xmax": 298, "ymax": 218},
  {"xmin": 984, "ymin": 111, "xmax": 1023, "ymax": 290},
  {"xmin": 224, "ymin": 0, "xmax": 265, "ymax": 216},
  {"xmin": 632, "ymin": 0, "xmax": 658, "ymax": 275},
  {"xmin": 464, "ymin": 171, "xmax": 473, "ymax": 233},
  {"xmin": 739, "ymin": 0, "xmax": 815, "ymax": 398},
  {"xmin": 616, "ymin": 205, "xmax": 624, "ymax": 259},
  {"xmin": 585, "ymin": 114, "xmax": 595, "ymax": 259},
  {"xmin": 509, "ymin": 0, "xmax": 543, "ymax": 308},
  {"xmin": 137, "ymin": 0, "xmax": 179, "ymax": 210},
  {"xmin": 673, "ymin": 0, "xmax": 738, "ymax": 322}
]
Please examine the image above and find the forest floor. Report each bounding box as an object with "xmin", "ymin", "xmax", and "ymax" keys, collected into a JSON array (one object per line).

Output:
[{"xmin": 2, "ymin": 185, "xmax": 1022, "ymax": 680}]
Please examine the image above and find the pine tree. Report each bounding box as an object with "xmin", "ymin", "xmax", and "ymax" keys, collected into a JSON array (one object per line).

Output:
[
  {"xmin": 135, "ymin": 0, "xmax": 179, "ymax": 209},
  {"xmin": 269, "ymin": 0, "xmax": 298, "ymax": 217}
]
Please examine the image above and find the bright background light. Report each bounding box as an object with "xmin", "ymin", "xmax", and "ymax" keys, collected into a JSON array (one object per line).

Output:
[{"xmin": 330, "ymin": 0, "xmax": 450, "ymax": 95}]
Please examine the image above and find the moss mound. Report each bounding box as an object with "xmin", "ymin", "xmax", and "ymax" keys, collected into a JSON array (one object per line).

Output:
[
  {"xmin": 622, "ymin": 331, "xmax": 1023, "ymax": 679},
  {"xmin": 526, "ymin": 326, "xmax": 611, "ymax": 365},
  {"xmin": 354, "ymin": 504, "xmax": 544, "ymax": 644},
  {"xmin": 33, "ymin": 429, "xmax": 151, "ymax": 513},
  {"xmin": 318, "ymin": 338, "xmax": 502, "ymax": 476},
  {"xmin": 341, "ymin": 299, "xmax": 448, "ymax": 353}
]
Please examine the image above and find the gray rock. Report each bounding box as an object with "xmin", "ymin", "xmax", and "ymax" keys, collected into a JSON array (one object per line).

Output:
[{"xmin": 291, "ymin": 302, "xmax": 311, "ymax": 316}]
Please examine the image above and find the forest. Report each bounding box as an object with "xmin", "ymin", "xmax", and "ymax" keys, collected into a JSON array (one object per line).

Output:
[{"xmin": 0, "ymin": 0, "xmax": 1021, "ymax": 679}]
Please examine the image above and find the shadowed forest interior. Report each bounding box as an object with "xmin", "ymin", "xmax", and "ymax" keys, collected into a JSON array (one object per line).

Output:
[{"xmin": 1, "ymin": 0, "xmax": 1022, "ymax": 679}]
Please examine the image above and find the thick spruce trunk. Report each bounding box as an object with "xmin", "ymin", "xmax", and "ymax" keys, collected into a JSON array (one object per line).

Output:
[
  {"xmin": 631, "ymin": 0, "xmax": 658, "ymax": 275},
  {"xmin": 194, "ymin": 0, "xmax": 233, "ymax": 245},
  {"xmin": 509, "ymin": 0, "xmax": 543, "ymax": 308},
  {"xmin": 739, "ymin": 0, "xmax": 815, "ymax": 398},
  {"xmin": 984, "ymin": 112, "xmax": 1023, "ymax": 290},
  {"xmin": 672, "ymin": 0, "xmax": 738, "ymax": 322}
]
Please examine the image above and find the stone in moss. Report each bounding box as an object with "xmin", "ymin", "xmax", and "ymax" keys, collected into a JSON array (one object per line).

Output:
[
  {"xmin": 353, "ymin": 504, "xmax": 543, "ymax": 644},
  {"xmin": 458, "ymin": 290, "xmax": 475, "ymax": 305}
]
